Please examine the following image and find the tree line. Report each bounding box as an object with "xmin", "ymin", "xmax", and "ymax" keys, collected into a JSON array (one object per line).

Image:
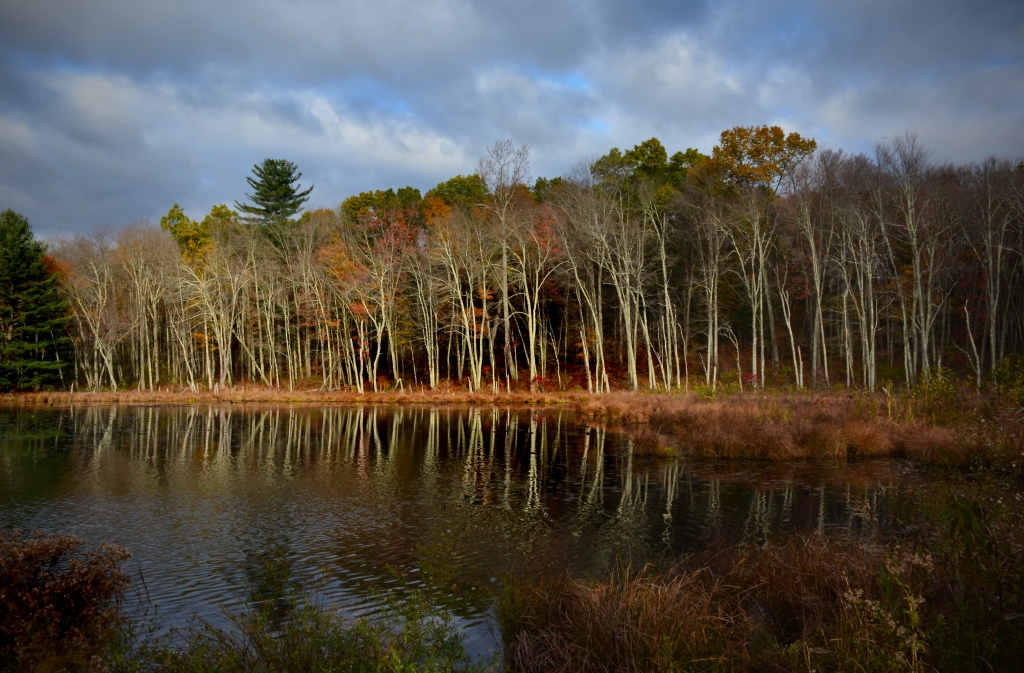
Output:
[{"xmin": 2, "ymin": 126, "xmax": 1023, "ymax": 394}]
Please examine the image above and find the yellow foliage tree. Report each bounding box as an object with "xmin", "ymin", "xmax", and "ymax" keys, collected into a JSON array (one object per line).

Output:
[{"xmin": 711, "ymin": 125, "xmax": 817, "ymax": 193}]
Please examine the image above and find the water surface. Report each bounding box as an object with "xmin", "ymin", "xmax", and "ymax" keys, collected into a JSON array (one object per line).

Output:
[{"xmin": 0, "ymin": 405, "xmax": 906, "ymax": 656}]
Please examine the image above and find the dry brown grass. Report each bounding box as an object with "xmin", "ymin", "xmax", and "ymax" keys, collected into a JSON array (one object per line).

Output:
[
  {"xmin": 840, "ymin": 419, "xmax": 896, "ymax": 457},
  {"xmin": 500, "ymin": 565, "xmax": 746, "ymax": 673},
  {"xmin": 501, "ymin": 473, "xmax": 1024, "ymax": 672},
  {"xmin": 897, "ymin": 424, "xmax": 964, "ymax": 463},
  {"xmin": 626, "ymin": 426, "xmax": 676, "ymax": 457},
  {"xmin": 498, "ymin": 535, "xmax": 907, "ymax": 673},
  {"xmin": 577, "ymin": 392, "xmax": 975, "ymax": 462}
]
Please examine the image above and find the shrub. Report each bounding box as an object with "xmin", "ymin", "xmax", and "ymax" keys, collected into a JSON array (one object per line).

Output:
[
  {"xmin": 892, "ymin": 482, "xmax": 1024, "ymax": 671},
  {"xmin": 0, "ymin": 529, "xmax": 130, "ymax": 672},
  {"xmin": 911, "ymin": 367, "xmax": 964, "ymax": 423}
]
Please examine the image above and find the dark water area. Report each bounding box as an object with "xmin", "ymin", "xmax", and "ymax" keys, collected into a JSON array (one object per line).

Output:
[{"xmin": 0, "ymin": 405, "xmax": 909, "ymax": 658}]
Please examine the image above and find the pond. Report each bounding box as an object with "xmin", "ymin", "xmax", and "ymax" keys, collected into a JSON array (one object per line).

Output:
[{"xmin": 0, "ymin": 405, "xmax": 908, "ymax": 659}]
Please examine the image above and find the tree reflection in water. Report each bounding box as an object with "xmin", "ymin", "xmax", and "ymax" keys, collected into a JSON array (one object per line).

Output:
[{"xmin": 0, "ymin": 404, "xmax": 904, "ymax": 647}]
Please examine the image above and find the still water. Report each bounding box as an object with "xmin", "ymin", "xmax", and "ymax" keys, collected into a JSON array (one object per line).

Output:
[{"xmin": 0, "ymin": 405, "xmax": 905, "ymax": 656}]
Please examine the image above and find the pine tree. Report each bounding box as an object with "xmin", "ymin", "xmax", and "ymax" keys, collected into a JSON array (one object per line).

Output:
[
  {"xmin": 0, "ymin": 209, "xmax": 71, "ymax": 391},
  {"xmin": 234, "ymin": 158, "xmax": 313, "ymax": 224}
]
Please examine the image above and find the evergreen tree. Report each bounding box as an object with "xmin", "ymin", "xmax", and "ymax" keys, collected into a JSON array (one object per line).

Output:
[
  {"xmin": 0, "ymin": 210, "xmax": 71, "ymax": 391},
  {"xmin": 235, "ymin": 158, "xmax": 313, "ymax": 224}
]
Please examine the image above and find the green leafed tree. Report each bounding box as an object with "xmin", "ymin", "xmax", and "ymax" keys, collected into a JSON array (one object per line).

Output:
[
  {"xmin": 160, "ymin": 203, "xmax": 238, "ymax": 267},
  {"xmin": 235, "ymin": 159, "xmax": 313, "ymax": 224},
  {"xmin": 341, "ymin": 187, "xmax": 423, "ymax": 226},
  {"xmin": 530, "ymin": 176, "xmax": 563, "ymax": 202},
  {"xmin": 593, "ymin": 138, "xmax": 707, "ymax": 190},
  {"xmin": 0, "ymin": 209, "xmax": 71, "ymax": 391},
  {"xmin": 424, "ymin": 175, "xmax": 489, "ymax": 210},
  {"xmin": 624, "ymin": 137, "xmax": 669, "ymax": 182},
  {"xmin": 667, "ymin": 148, "xmax": 708, "ymax": 185}
]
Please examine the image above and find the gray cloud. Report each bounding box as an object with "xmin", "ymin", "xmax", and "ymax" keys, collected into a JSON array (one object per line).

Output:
[
  {"xmin": 0, "ymin": 1, "xmax": 710, "ymax": 83},
  {"xmin": 0, "ymin": 0, "xmax": 1021, "ymax": 234}
]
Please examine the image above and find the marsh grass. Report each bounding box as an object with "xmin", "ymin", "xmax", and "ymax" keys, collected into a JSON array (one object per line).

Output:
[
  {"xmin": 498, "ymin": 475, "xmax": 1024, "ymax": 673},
  {"xmin": 4, "ymin": 386, "xmax": 582, "ymax": 408},
  {"xmin": 497, "ymin": 536, "xmax": 936, "ymax": 672},
  {"xmin": 598, "ymin": 392, "xmax": 942, "ymax": 461},
  {"xmin": 579, "ymin": 386, "xmax": 1022, "ymax": 470}
]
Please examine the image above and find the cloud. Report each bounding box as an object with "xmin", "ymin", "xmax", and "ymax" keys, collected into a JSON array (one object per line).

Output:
[
  {"xmin": 0, "ymin": 68, "xmax": 469, "ymax": 234},
  {"xmin": 0, "ymin": 0, "xmax": 1021, "ymax": 233},
  {"xmin": 812, "ymin": 63, "xmax": 1024, "ymax": 161},
  {"xmin": 0, "ymin": 1, "xmax": 711, "ymax": 84}
]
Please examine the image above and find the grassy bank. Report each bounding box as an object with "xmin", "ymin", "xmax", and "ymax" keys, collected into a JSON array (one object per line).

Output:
[
  {"xmin": 587, "ymin": 390, "xmax": 1023, "ymax": 470},
  {"xmin": 2, "ymin": 386, "xmax": 582, "ymax": 408}
]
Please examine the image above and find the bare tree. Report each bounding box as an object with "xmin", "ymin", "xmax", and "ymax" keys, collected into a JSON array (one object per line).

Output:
[
  {"xmin": 478, "ymin": 140, "xmax": 531, "ymax": 382},
  {"xmin": 54, "ymin": 231, "xmax": 134, "ymax": 390}
]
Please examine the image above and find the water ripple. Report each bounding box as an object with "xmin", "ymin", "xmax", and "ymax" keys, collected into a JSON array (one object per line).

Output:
[{"xmin": 1, "ymin": 405, "xmax": 907, "ymax": 655}]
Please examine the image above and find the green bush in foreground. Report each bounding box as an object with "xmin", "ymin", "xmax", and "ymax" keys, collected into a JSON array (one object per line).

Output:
[{"xmin": 994, "ymin": 355, "xmax": 1024, "ymax": 410}]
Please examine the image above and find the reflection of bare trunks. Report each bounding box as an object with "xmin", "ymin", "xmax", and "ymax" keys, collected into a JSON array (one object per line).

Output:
[
  {"xmin": 742, "ymin": 489, "xmax": 772, "ymax": 545},
  {"xmin": 661, "ymin": 461, "xmax": 681, "ymax": 549},
  {"xmin": 20, "ymin": 405, "xmax": 902, "ymax": 615},
  {"xmin": 525, "ymin": 414, "xmax": 541, "ymax": 512}
]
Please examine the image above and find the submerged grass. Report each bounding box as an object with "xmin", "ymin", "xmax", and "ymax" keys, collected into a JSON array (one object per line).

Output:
[{"xmin": 116, "ymin": 589, "xmax": 486, "ymax": 673}]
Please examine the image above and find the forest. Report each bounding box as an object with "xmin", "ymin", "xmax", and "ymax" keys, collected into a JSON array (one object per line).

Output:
[{"xmin": 10, "ymin": 126, "xmax": 1024, "ymax": 395}]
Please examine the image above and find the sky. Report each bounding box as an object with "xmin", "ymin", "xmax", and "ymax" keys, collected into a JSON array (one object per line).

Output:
[{"xmin": 1, "ymin": 0, "xmax": 1022, "ymax": 236}]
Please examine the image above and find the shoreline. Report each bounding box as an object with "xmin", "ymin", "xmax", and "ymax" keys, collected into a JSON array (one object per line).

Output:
[
  {"xmin": 4, "ymin": 387, "xmax": 1020, "ymax": 466},
  {"xmin": 3, "ymin": 387, "xmax": 596, "ymax": 408}
]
